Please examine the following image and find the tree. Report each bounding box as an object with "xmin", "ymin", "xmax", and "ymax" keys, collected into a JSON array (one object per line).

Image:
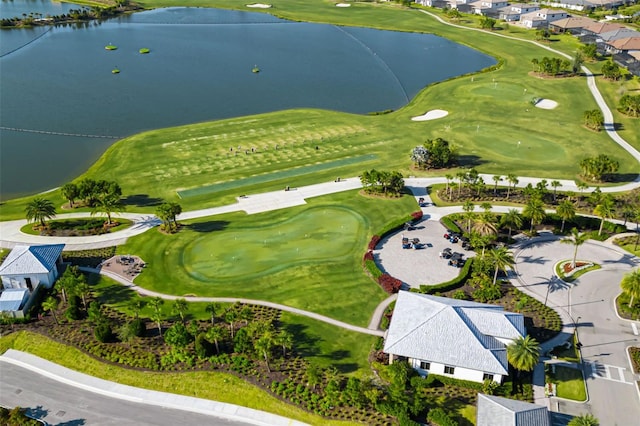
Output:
[
  {"xmin": 255, "ymin": 331, "xmax": 275, "ymax": 372},
  {"xmin": 556, "ymin": 199, "xmax": 576, "ymax": 233},
  {"xmin": 492, "ymin": 175, "xmax": 502, "ymax": 195},
  {"xmin": 550, "ymin": 180, "xmax": 562, "ymax": 202},
  {"xmin": 456, "ymin": 171, "xmax": 466, "ymax": 197},
  {"xmin": 523, "ymin": 196, "xmax": 546, "ymax": 232},
  {"xmin": 206, "ymin": 325, "xmax": 225, "ymax": 354},
  {"xmin": 583, "ymin": 109, "xmax": 604, "ymax": 131},
  {"xmin": 618, "ymin": 94, "xmax": 640, "ymax": 117},
  {"xmin": 91, "ymin": 194, "xmax": 125, "ymax": 225},
  {"xmin": 149, "ymin": 297, "xmax": 164, "ymax": 336},
  {"xmin": 42, "ymin": 296, "xmax": 60, "ymax": 325},
  {"xmin": 129, "ymin": 299, "xmax": 145, "ymax": 319},
  {"xmin": 593, "ymin": 196, "xmax": 615, "ymax": 236},
  {"xmin": 61, "ymin": 183, "xmax": 79, "ymax": 208},
  {"xmin": 172, "ymin": 298, "xmax": 189, "ymax": 323},
  {"xmin": 167, "ymin": 202, "xmax": 182, "ymax": 229},
  {"xmin": 580, "ymin": 43, "xmax": 597, "ymax": 60},
  {"xmin": 118, "ymin": 320, "xmax": 139, "ymax": 345},
  {"xmin": 75, "ymin": 279, "xmax": 91, "ymax": 310},
  {"xmin": 410, "ymin": 145, "xmax": 429, "ymax": 169},
  {"xmin": 305, "ymin": 363, "xmax": 321, "ymax": 390},
  {"xmin": 425, "ymin": 138, "xmax": 456, "ymax": 169},
  {"xmin": 25, "ymin": 198, "xmax": 56, "ymax": 228},
  {"xmin": 568, "ymin": 414, "xmax": 599, "ymax": 426},
  {"xmin": 463, "ymin": 201, "xmax": 475, "ymax": 233},
  {"xmin": 506, "ymin": 174, "xmax": 518, "ymax": 200},
  {"xmin": 500, "ymin": 209, "xmax": 523, "ymax": 237},
  {"xmin": 620, "ymin": 269, "xmax": 640, "ymax": 308},
  {"xmin": 276, "ymin": 329, "xmax": 293, "ymax": 357},
  {"xmin": 225, "ymin": 308, "xmax": 240, "ymax": 339},
  {"xmin": 601, "ymin": 59, "xmax": 621, "ymax": 80},
  {"xmin": 164, "ymin": 322, "xmax": 192, "ymax": 348},
  {"xmin": 572, "ymin": 51, "xmax": 583, "ymax": 74},
  {"xmin": 480, "ymin": 16, "xmax": 496, "ymax": 30},
  {"xmin": 155, "ymin": 204, "xmax": 172, "ymax": 231},
  {"xmin": 473, "ymin": 214, "xmax": 498, "ymax": 240},
  {"xmin": 507, "ymin": 335, "xmax": 540, "ymax": 373},
  {"xmin": 205, "ymin": 302, "xmax": 219, "ymax": 325},
  {"xmin": 561, "ymin": 228, "xmax": 589, "ymax": 269},
  {"xmin": 488, "ymin": 246, "xmax": 515, "ymax": 285}
]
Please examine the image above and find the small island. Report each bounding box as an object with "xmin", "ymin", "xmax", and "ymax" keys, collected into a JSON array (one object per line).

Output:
[
  {"xmin": 139, "ymin": 48, "xmax": 150, "ymax": 54},
  {"xmin": 105, "ymin": 44, "xmax": 118, "ymax": 51},
  {"xmin": 252, "ymin": 65, "xmax": 260, "ymax": 73},
  {"xmin": 112, "ymin": 68, "xmax": 120, "ymax": 74}
]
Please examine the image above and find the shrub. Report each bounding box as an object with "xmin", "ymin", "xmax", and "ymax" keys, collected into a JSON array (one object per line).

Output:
[
  {"xmin": 411, "ymin": 210, "xmax": 423, "ymax": 221},
  {"xmin": 129, "ymin": 318, "xmax": 146, "ymax": 337},
  {"xmin": 427, "ymin": 408, "xmax": 457, "ymax": 426},
  {"xmin": 65, "ymin": 297, "xmax": 82, "ymax": 321},
  {"xmin": 363, "ymin": 250, "xmax": 374, "ymax": 262},
  {"xmin": 378, "ymin": 274, "xmax": 403, "ymax": 294},
  {"xmin": 418, "ymin": 258, "xmax": 474, "ymax": 294},
  {"xmin": 94, "ymin": 322, "xmax": 113, "ymax": 343},
  {"xmin": 195, "ymin": 332, "xmax": 213, "ymax": 359},
  {"xmin": 440, "ymin": 216, "xmax": 461, "ymax": 233}
]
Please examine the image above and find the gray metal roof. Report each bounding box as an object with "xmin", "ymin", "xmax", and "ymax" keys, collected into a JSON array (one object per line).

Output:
[
  {"xmin": 0, "ymin": 288, "xmax": 30, "ymax": 312},
  {"xmin": 477, "ymin": 394, "xmax": 552, "ymax": 426},
  {"xmin": 383, "ymin": 292, "xmax": 525, "ymax": 375},
  {"xmin": 0, "ymin": 244, "xmax": 64, "ymax": 275}
]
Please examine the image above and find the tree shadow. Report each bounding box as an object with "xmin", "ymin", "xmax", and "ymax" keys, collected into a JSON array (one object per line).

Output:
[
  {"xmin": 187, "ymin": 220, "xmax": 230, "ymax": 233},
  {"xmin": 56, "ymin": 420, "xmax": 87, "ymax": 426},
  {"xmin": 122, "ymin": 194, "xmax": 164, "ymax": 207},
  {"xmin": 456, "ymin": 155, "xmax": 486, "ymax": 168},
  {"xmin": 607, "ymin": 172, "xmax": 639, "ymax": 184},
  {"xmin": 24, "ymin": 405, "xmax": 48, "ymax": 420},
  {"xmin": 96, "ymin": 281, "xmax": 137, "ymax": 305},
  {"xmin": 283, "ymin": 323, "xmax": 320, "ymax": 359}
]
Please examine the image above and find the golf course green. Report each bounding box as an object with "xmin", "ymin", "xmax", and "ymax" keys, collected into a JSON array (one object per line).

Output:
[{"xmin": 183, "ymin": 206, "xmax": 364, "ymax": 280}]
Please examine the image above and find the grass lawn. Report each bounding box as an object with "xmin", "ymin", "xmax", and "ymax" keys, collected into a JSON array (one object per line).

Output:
[
  {"xmin": 1, "ymin": 3, "xmax": 638, "ymax": 219},
  {"xmin": 547, "ymin": 364, "xmax": 587, "ymax": 401},
  {"xmin": 116, "ymin": 190, "xmax": 416, "ymax": 326},
  {"xmin": 0, "ymin": 332, "xmax": 361, "ymax": 426}
]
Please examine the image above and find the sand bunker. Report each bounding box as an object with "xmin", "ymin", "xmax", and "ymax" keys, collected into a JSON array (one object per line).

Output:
[
  {"xmin": 246, "ymin": 3, "xmax": 272, "ymax": 8},
  {"xmin": 535, "ymin": 99, "xmax": 558, "ymax": 110},
  {"xmin": 411, "ymin": 110, "xmax": 449, "ymax": 121},
  {"xmin": 336, "ymin": 3, "xmax": 352, "ymax": 7}
]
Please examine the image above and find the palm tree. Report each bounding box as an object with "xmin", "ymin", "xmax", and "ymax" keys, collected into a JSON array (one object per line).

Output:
[
  {"xmin": 456, "ymin": 171, "xmax": 466, "ymax": 197},
  {"xmin": 567, "ymin": 414, "xmax": 599, "ymax": 426},
  {"xmin": 487, "ymin": 246, "xmax": 515, "ymax": 285},
  {"xmin": 255, "ymin": 331, "xmax": 275, "ymax": 373},
  {"xmin": 561, "ymin": 228, "xmax": 589, "ymax": 269},
  {"xmin": 149, "ymin": 297, "xmax": 164, "ymax": 336},
  {"xmin": 463, "ymin": 200, "xmax": 475, "ymax": 232},
  {"xmin": 593, "ymin": 196, "xmax": 615, "ymax": 236},
  {"xmin": 91, "ymin": 194, "xmax": 125, "ymax": 225},
  {"xmin": 500, "ymin": 209, "xmax": 523, "ymax": 237},
  {"xmin": 25, "ymin": 197, "xmax": 56, "ymax": 228},
  {"xmin": 472, "ymin": 214, "xmax": 498, "ymax": 243},
  {"xmin": 492, "ymin": 175, "xmax": 502, "ymax": 195},
  {"xmin": 75, "ymin": 280, "xmax": 91, "ymax": 310},
  {"xmin": 445, "ymin": 174, "xmax": 453, "ymax": 200},
  {"xmin": 305, "ymin": 363, "xmax": 321, "ymax": 390},
  {"xmin": 621, "ymin": 205, "xmax": 636, "ymax": 227},
  {"xmin": 550, "ymin": 180, "xmax": 562, "ymax": 202},
  {"xmin": 523, "ymin": 196, "xmax": 546, "ymax": 232},
  {"xmin": 205, "ymin": 302, "xmax": 219, "ymax": 325},
  {"xmin": 276, "ymin": 329, "xmax": 293, "ymax": 357},
  {"xmin": 172, "ymin": 298, "xmax": 189, "ymax": 323},
  {"xmin": 225, "ymin": 308, "xmax": 239, "ymax": 339},
  {"xmin": 507, "ymin": 335, "xmax": 540, "ymax": 373},
  {"xmin": 556, "ymin": 199, "xmax": 576, "ymax": 233},
  {"xmin": 206, "ymin": 325, "xmax": 225, "ymax": 354},
  {"xmin": 506, "ymin": 174, "xmax": 518, "ymax": 200},
  {"xmin": 42, "ymin": 296, "xmax": 60, "ymax": 325},
  {"xmin": 620, "ymin": 269, "xmax": 640, "ymax": 308}
]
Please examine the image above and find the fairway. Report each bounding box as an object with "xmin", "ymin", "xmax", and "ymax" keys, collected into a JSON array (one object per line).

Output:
[{"xmin": 183, "ymin": 206, "xmax": 364, "ymax": 279}]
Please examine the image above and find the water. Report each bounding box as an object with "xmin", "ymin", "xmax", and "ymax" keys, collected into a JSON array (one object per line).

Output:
[
  {"xmin": 0, "ymin": 5, "xmax": 496, "ymax": 199},
  {"xmin": 0, "ymin": 0, "xmax": 79, "ymax": 20}
]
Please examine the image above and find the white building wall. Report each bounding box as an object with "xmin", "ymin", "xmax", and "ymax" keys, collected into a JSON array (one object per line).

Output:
[
  {"xmin": 409, "ymin": 358, "xmax": 503, "ymax": 383},
  {"xmin": 1, "ymin": 273, "xmax": 49, "ymax": 289}
]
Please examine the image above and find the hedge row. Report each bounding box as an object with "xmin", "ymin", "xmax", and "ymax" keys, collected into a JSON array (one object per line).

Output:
[
  {"xmin": 413, "ymin": 258, "xmax": 474, "ymax": 295},
  {"xmin": 426, "ymin": 408, "xmax": 457, "ymax": 426},
  {"xmin": 423, "ymin": 372, "xmax": 484, "ymax": 391},
  {"xmin": 378, "ymin": 274, "xmax": 403, "ymax": 294},
  {"xmin": 440, "ymin": 216, "xmax": 461, "ymax": 234}
]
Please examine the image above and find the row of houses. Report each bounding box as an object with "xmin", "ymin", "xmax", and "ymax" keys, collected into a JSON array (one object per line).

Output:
[{"xmin": 415, "ymin": 0, "xmax": 640, "ymax": 74}]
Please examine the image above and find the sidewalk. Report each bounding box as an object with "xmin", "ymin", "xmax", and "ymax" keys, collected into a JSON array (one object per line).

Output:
[{"xmin": 0, "ymin": 349, "xmax": 309, "ymax": 426}]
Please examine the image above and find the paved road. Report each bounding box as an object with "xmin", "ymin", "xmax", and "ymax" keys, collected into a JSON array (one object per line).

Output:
[
  {"xmin": 513, "ymin": 237, "xmax": 640, "ymax": 425},
  {"xmin": 0, "ymin": 361, "xmax": 256, "ymax": 426}
]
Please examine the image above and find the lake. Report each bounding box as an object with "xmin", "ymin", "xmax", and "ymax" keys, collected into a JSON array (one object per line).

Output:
[{"xmin": 0, "ymin": 4, "xmax": 496, "ymax": 199}]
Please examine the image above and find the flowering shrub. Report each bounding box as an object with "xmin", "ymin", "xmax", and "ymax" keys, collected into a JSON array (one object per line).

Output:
[
  {"xmin": 411, "ymin": 210, "xmax": 423, "ymax": 220},
  {"xmin": 378, "ymin": 274, "xmax": 402, "ymax": 294},
  {"xmin": 368, "ymin": 235, "xmax": 381, "ymax": 250},
  {"xmin": 363, "ymin": 250, "xmax": 374, "ymax": 262}
]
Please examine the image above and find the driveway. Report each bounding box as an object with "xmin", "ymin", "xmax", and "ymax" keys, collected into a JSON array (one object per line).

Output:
[{"xmin": 513, "ymin": 237, "xmax": 640, "ymax": 425}]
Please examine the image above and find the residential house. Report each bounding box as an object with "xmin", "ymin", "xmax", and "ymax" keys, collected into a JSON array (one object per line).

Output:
[
  {"xmin": 549, "ymin": 16, "xmax": 597, "ymax": 34},
  {"xmin": 580, "ymin": 21, "xmax": 628, "ymax": 44},
  {"xmin": 0, "ymin": 244, "xmax": 64, "ymax": 291},
  {"xmin": 414, "ymin": 0, "xmax": 450, "ymax": 8},
  {"xmin": 541, "ymin": 0, "xmax": 628, "ymax": 11},
  {"xmin": 519, "ymin": 9, "xmax": 568, "ymax": 29},
  {"xmin": 476, "ymin": 393, "xmax": 552, "ymax": 426},
  {"xmin": 499, "ymin": 3, "xmax": 540, "ymax": 21},
  {"xmin": 606, "ymin": 36, "xmax": 640, "ymax": 54},
  {"xmin": 469, "ymin": 0, "xmax": 509, "ymax": 16},
  {"xmin": 599, "ymin": 28, "xmax": 640, "ymax": 43},
  {"xmin": 383, "ymin": 291, "xmax": 526, "ymax": 384}
]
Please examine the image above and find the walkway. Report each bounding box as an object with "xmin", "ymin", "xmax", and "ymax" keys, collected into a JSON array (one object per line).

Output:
[{"xmin": 0, "ymin": 350, "xmax": 309, "ymax": 426}]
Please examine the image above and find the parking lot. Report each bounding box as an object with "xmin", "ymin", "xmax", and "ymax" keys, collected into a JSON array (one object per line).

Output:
[{"xmin": 373, "ymin": 218, "xmax": 476, "ymax": 288}]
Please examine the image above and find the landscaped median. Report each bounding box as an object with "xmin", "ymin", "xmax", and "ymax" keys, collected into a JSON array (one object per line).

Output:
[{"xmin": 545, "ymin": 362, "xmax": 587, "ymax": 402}]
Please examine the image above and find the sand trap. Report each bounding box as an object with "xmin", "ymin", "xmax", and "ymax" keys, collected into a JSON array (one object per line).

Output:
[
  {"xmin": 535, "ymin": 99, "xmax": 558, "ymax": 110},
  {"xmin": 246, "ymin": 3, "xmax": 272, "ymax": 8},
  {"xmin": 411, "ymin": 109, "xmax": 449, "ymax": 121},
  {"xmin": 336, "ymin": 3, "xmax": 352, "ymax": 7}
]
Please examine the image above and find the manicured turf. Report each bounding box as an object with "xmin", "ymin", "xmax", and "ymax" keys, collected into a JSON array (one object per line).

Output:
[
  {"xmin": 2, "ymin": 2, "xmax": 638, "ymax": 218},
  {"xmin": 549, "ymin": 365, "xmax": 587, "ymax": 401},
  {"xmin": 117, "ymin": 190, "xmax": 416, "ymax": 326},
  {"xmin": 0, "ymin": 332, "xmax": 361, "ymax": 426}
]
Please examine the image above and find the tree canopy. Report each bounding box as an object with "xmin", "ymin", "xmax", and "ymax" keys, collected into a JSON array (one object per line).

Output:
[
  {"xmin": 410, "ymin": 138, "xmax": 456, "ymax": 170},
  {"xmin": 579, "ymin": 154, "xmax": 619, "ymax": 182},
  {"xmin": 360, "ymin": 169, "xmax": 404, "ymax": 196}
]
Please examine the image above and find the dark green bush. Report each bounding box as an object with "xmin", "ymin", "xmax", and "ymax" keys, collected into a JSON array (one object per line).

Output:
[
  {"xmin": 195, "ymin": 332, "xmax": 213, "ymax": 359},
  {"xmin": 94, "ymin": 322, "xmax": 113, "ymax": 343},
  {"xmin": 427, "ymin": 408, "xmax": 457, "ymax": 426},
  {"xmin": 418, "ymin": 258, "xmax": 474, "ymax": 294},
  {"xmin": 129, "ymin": 318, "xmax": 146, "ymax": 337},
  {"xmin": 440, "ymin": 216, "xmax": 461, "ymax": 233}
]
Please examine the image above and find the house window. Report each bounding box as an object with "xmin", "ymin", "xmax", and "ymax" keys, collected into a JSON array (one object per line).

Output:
[
  {"xmin": 420, "ymin": 361, "xmax": 431, "ymax": 371},
  {"xmin": 444, "ymin": 365, "xmax": 455, "ymax": 375},
  {"xmin": 483, "ymin": 373, "xmax": 494, "ymax": 382},
  {"xmin": 25, "ymin": 277, "xmax": 33, "ymax": 291}
]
